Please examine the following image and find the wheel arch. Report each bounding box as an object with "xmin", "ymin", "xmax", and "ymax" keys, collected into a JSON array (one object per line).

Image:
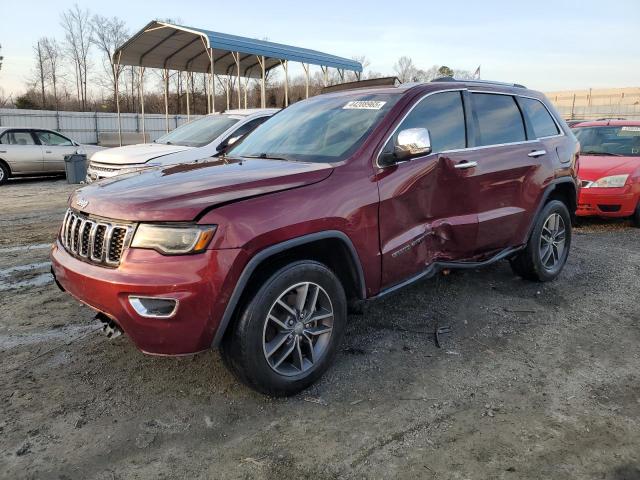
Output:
[
  {"xmin": 211, "ymin": 231, "xmax": 366, "ymax": 347},
  {"xmin": 0, "ymin": 158, "xmax": 11, "ymax": 175},
  {"xmin": 525, "ymin": 178, "xmax": 577, "ymax": 241}
]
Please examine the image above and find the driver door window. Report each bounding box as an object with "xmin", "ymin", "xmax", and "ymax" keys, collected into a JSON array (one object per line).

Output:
[{"xmin": 382, "ymin": 91, "xmax": 467, "ymax": 158}]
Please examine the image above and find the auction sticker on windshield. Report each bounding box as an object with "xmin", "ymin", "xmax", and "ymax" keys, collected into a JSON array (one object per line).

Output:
[{"xmin": 343, "ymin": 101, "xmax": 387, "ymax": 110}]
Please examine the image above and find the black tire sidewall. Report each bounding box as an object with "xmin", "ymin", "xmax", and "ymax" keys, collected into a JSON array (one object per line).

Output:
[
  {"xmin": 233, "ymin": 261, "xmax": 347, "ymax": 395},
  {"xmin": 633, "ymin": 202, "xmax": 640, "ymax": 228},
  {"xmin": 529, "ymin": 200, "xmax": 572, "ymax": 281},
  {"xmin": 0, "ymin": 163, "xmax": 8, "ymax": 185}
]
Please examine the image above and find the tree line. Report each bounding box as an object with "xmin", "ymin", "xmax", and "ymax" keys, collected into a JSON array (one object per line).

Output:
[{"xmin": 3, "ymin": 5, "xmax": 473, "ymax": 114}]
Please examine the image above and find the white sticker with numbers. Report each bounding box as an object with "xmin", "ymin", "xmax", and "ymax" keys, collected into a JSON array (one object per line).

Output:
[
  {"xmin": 621, "ymin": 126, "xmax": 640, "ymax": 132},
  {"xmin": 343, "ymin": 101, "xmax": 386, "ymax": 110}
]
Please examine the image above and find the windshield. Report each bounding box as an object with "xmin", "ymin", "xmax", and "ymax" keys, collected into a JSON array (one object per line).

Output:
[
  {"xmin": 155, "ymin": 115, "xmax": 239, "ymax": 147},
  {"xmin": 573, "ymin": 126, "xmax": 640, "ymax": 157},
  {"xmin": 228, "ymin": 93, "xmax": 400, "ymax": 162}
]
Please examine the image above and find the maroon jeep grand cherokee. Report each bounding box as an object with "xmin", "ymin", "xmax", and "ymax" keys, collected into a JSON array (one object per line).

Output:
[{"xmin": 51, "ymin": 79, "xmax": 579, "ymax": 395}]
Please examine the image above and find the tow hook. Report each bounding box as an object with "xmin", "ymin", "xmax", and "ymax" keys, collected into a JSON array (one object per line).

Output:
[{"xmin": 95, "ymin": 312, "xmax": 123, "ymax": 339}]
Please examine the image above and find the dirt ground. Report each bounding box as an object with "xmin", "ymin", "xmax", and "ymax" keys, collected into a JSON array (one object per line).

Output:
[{"xmin": 1, "ymin": 177, "xmax": 639, "ymax": 480}]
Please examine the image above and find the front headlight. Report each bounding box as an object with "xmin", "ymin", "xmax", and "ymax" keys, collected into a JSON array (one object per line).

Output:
[
  {"xmin": 589, "ymin": 174, "xmax": 629, "ymax": 188},
  {"xmin": 131, "ymin": 224, "xmax": 216, "ymax": 255}
]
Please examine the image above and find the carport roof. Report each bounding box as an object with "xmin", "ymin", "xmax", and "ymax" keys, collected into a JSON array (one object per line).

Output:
[{"xmin": 113, "ymin": 21, "xmax": 362, "ymax": 78}]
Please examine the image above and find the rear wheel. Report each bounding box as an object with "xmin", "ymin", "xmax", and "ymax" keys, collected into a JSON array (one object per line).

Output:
[
  {"xmin": 510, "ymin": 200, "xmax": 572, "ymax": 282},
  {"xmin": 221, "ymin": 261, "xmax": 347, "ymax": 396},
  {"xmin": 0, "ymin": 162, "xmax": 9, "ymax": 186}
]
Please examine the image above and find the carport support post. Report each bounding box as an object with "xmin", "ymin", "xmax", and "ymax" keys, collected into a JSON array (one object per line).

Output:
[
  {"xmin": 163, "ymin": 69, "xmax": 170, "ymax": 133},
  {"xmin": 257, "ymin": 55, "xmax": 266, "ymax": 108},
  {"xmin": 114, "ymin": 52, "xmax": 123, "ymax": 147},
  {"xmin": 139, "ymin": 66, "xmax": 146, "ymax": 143},
  {"xmin": 281, "ymin": 60, "xmax": 289, "ymax": 107},
  {"xmin": 233, "ymin": 52, "xmax": 241, "ymax": 110},
  {"xmin": 322, "ymin": 66, "xmax": 328, "ymax": 87},
  {"xmin": 302, "ymin": 63, "xmax": 310, "ymax": 99},
  {"xmin": 185, "ymin": 72, "xmax": 190, "ymax": 120},
  {"xmin": 226, "ymin": 76, "xmax": 231, "ymax": 110},
  {"xmin": 209, "ymin": 47, "xmax": 215, "ymax": 113}
]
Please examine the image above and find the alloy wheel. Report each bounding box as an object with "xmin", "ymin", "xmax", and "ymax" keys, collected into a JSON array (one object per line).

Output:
[
  {"xmin": 539, "ymin": 213, "xmax": 566, "ymax": 270},
  {"xmin": 262, "ymin": 282, "xmax": 334, "ymax": 377}
]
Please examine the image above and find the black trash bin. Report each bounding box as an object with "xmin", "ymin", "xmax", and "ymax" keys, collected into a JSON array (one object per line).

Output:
[{"xmin": 64, "ymin": 153, "xmax": 88, "ymax": 184}]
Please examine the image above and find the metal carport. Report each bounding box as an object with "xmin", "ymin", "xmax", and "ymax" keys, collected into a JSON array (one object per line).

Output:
[{"xmin": 112, "ymin": 21, "xmax": 363, "ymax": 144}]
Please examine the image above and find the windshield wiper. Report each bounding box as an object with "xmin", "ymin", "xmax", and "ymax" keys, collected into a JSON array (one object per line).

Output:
[
  {"xmin": 581, "ymin": 150, "xmax": 622, "ymax": 156},
  {"xmin": 243, "ymin": 153, "xmax": 289, "ymax": 161}
]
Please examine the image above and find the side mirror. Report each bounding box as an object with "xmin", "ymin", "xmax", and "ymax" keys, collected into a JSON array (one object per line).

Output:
[
  {"xmin": 227, "ymin": 135, "xmax": 241, "ymax": 146},
  {"xmin": 378, "ymin": 128, "xmax": 432, "ymax": 166},
  {"xmin": 216, "ymin": 135, "xmax": 242, "ymax": 154},
  {"xmin": 394, "ymin": 128, "xmax": 432, "ymax": 160}
]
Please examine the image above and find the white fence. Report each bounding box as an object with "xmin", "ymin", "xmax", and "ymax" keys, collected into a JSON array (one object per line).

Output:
[
  {"xmin": 0, "ymin": 109, "xmax": 204, "ymax": 145},
  {"xmin": 555, "ymin": 104, "xmax": 640, "ymax": 121}
]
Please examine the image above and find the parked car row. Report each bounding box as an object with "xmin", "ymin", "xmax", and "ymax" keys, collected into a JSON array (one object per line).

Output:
[
  {"xmin": 50, "ymin": 78, "xmax": 587, "ymax": 396},
  {"xmin": 85, "ymin": 109, "xmax": 278, "ymax": 182}
]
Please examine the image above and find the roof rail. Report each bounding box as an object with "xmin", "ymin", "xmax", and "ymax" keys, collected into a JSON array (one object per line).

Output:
[
  {"xmin": 431, "ymin": 76, "xmax": 527, "ymax": 89},
  {"xmin": 321, "ymin": 76, "xmax": 400, "ymax": 94}
]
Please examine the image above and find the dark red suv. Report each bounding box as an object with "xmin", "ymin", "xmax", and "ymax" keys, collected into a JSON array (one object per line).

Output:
[{"xmin": 51, "ymin": 79, "xmax": 579, "ymax": 395}]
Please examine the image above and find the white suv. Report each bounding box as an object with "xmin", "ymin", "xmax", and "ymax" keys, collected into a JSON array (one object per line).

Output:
[{"xmin": 86, "ymin": 109, "xmax": 278, "ymax": 182}]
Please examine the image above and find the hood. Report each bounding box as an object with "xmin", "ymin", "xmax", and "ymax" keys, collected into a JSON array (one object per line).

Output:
[
  {"xmin": 578, "ymin": 154, "xmax": 640, "ymax": 182},
  {"xmin": 89, "ymin": 143, "xmax": 193, "ymax": 165},
  {"xmin": 70, "ymin": 158, "xmax": 333, "ymax": 221}
]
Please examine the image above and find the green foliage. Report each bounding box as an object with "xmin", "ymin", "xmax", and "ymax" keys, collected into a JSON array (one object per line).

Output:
[
  {"xmin": 15, "ymin": 94, "xmax": 38, "ymax": 109},
  {"xmin": 437, "ymin": 65, "xmax": 454, "ymax": 78}
]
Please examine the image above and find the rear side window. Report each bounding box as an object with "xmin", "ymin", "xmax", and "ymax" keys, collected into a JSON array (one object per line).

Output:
[
  {"xmin": 0, "ymin": 131, "xmax": 36, "ymax": 145},
  {"xmin": 471, "ymin": 93, "xmax": 526, "ymax": 146},
  {"xmin": 520, "ymin": 97, "xmax": 560, "ymax": 138},
  {"xmin": 389, "ymin": 91, "xmax": 466, "ymax": 153}
]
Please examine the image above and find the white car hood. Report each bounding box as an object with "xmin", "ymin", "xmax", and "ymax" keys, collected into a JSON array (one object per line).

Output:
[{"xmin": 89, "ymin": 143, "xmax": 193, "ymax": 165}]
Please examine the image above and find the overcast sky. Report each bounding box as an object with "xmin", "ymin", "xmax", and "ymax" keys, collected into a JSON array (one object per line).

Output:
[{"xmin": 1, "ymin": 0, "xmax": 638, "ymax": 96}]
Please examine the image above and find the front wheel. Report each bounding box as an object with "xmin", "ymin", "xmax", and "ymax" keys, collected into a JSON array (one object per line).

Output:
[
  {"xmin": 221, "ymin": 261, "xmax": 347, "ymax": 396},
  {"xmin": 510, "ymin": 200, "xmax": 572, "ymax": 282}
]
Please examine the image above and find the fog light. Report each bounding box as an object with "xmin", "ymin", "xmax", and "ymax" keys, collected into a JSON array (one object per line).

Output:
[{"xmin": 129, "ymin": 296, "xmax": 178, "ymax": 318}]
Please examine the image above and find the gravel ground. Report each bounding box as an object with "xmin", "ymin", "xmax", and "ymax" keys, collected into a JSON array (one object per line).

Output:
[{"xmin": 1, "ymin": 177, "xmax": 639, "ymax": 480}]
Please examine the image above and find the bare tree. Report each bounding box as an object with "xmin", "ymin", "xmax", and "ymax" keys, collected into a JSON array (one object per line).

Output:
[
  {"xmin": 0, "ymin": 43, "xmax": 4, "ymax": 72},
  {"xmin": 33, "ymin": 40, "xmax": 48, "ymax": 108},
  {"xmin": 0, "ymin": 87, "xmax": 12, "ymax": 108},
  {"xmin": 91, "ymin": 14, "xmax": 128, "ymax": 107},
  {"xmin": 41, "ymin": 38, "xmax": 63, "ymax": 109},
  {"xmin": 346, "ymin": 55, "xmax": 371, "ymax": 82},
  {"xmin": 61, "ymin": 4, "xmax": 92, "ymax": 110},
  {"xmin": 394, "ymin": 56, "xmax": 419, "ymax": 83}
]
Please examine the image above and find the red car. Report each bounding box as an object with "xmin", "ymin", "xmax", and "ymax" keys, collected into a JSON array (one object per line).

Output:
[
  {"xmin": 573, "ymin": 120, "xmax": 640, "ymax": 226},
  {"xmin": 51, "ymin": 79, "xmax": 579, "ymax": 395}
]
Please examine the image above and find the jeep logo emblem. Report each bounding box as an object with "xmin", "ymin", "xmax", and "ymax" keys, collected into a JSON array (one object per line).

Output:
[{"xmin": 76, "ymin": 197, "xmax": 89, "ymax": 209}]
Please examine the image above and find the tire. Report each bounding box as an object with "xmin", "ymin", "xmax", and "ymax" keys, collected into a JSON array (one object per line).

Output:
[
  {"xmin": 221, "ymin": 260, "xmax": 347, "ymax": 396},
  {"xmin": 632, "ymin": 202, "xmax": 640, "ymax": 228},
  {"xmin": 0, "ymin": 162, "xmax": 9, "ymax": 186},
  {"xmin": 510, "ymin": 200, "xmax": 572, "ymax": 282}
]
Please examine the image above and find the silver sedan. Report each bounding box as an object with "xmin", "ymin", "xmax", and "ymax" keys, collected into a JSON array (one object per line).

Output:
[{"xmin": 0, "ymin": 127, "xmax": 104, "ymax": 185}]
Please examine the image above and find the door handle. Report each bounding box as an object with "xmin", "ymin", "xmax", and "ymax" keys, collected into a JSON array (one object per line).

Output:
[
  {"xmin": 527, "ymin": 150, "xmax": 546, "ymax": 158},
  {"xmin": 454, "ymin": 161, "xmax": 478, "ymax": 169},
  {"xmin": 0, "ymin": 150, "xmax": 6, "ymax": 153},
  {"xmin": 45, "ymin": 150, "xmax": 52, "ymax": 154}
]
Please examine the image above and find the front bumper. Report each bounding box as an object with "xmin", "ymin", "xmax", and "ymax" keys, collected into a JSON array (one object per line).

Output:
[
  {"xmin": 576, "ymin": 185, "xmax": 638, "ymax": 217},
  {"xmin": 51, "ymin": 240, "xmax": 242, "ymax": 355}
]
